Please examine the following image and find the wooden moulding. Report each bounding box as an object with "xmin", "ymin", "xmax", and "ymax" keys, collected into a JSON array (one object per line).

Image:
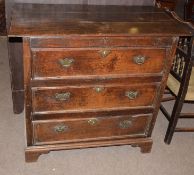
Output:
[
  {"xmin": 33, "ymin": 107, "xmax": 154, "ymax": 120},
  {"xmin": 25, "ymin": 138, "xmax": 153, "ymax": 162},
  {"xmin": 8, "ymin": 37, "xmax": 24, "ymax": 114},
  {"xmin": 30, "ymin": 37, "xmax": 174, "ymax": 48}
]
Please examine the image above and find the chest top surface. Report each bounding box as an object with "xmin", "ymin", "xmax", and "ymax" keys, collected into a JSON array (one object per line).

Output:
[{"xmin": 9, "ymin": 3, "xmax": 192, "ymax": 37}]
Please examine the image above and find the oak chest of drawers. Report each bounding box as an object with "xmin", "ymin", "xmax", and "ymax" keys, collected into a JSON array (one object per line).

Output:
[{"xmin": 8, "ymin": 3, "xmax": 193, "ymax": 162}]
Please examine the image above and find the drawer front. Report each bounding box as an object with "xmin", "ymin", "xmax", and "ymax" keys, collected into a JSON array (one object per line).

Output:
[
  {"xmin": 32, "ymin": 48, "xmax": 165, "ymax": 79},
  {"xmin": 32, "ymin": 84, "xmax": 159, "ymax": 113},
  {"xmin": 33, "ymin": 114, "xmax": 152, "ymax": 145},
  {"xmin": 30, "ymin": 37, "xmax": 173, "ymax": 48}
]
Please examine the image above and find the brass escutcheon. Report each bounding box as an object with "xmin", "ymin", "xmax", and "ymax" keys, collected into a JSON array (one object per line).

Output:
[
  {"xmin": 55, "ymin": 92, "xmax": 71, "ymax": 101},
  {"xmin": 125, "ymin": 91, "xmax": 139, "ymax": 100},
  {"xmin": 54, "ymin": 124, "xmax": 69, "ymax": 133},
  {"xmin": 99, "ymin": 49, "xmax": 111, "ymax": 58},
  {"xmin": 94, "ymin": 87, "xmax": 104, "ymax": 93},
  {"xmin": 133, "ymin": 55, "xmax": 146, "ymax": 65},
  {"xmin": 119, "ymin": 119, "xmax": 132, "ymax": 129},
  {"xmin": 88, "ymin": 118, "xmax": 99, "ymax": 126},
  {"xmin": 59, "ymin": 58, "xmax": 74, "ymax": 68}
]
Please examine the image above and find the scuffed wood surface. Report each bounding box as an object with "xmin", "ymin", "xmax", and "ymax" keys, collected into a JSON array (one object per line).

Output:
[{"xmin": 8, "ymin": 3, "xmax": 193, "ymax": 37}]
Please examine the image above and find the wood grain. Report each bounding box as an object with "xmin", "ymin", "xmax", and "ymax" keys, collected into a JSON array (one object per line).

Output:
[
  {"xmin": 33, "ymin": 108, "xmax": 154, "ymax": 120},
  {"xmin": 32, "ymin": 48, "xmax": 166, "ymax": 79},
  {"xmin": 8, "ymin": 3, "xmax": 193, "ymax": 162},
  {"xmin": 32, "ymin": 114, "xmax": 152, "ymax": 145},
  {"xmin": 30, "ymin": 37, "xmax": 174, "ymax": 48},
  {"xmin": 32, "ymin": 83, "xmax": 159, "ymax": 113},
  {"xmin": 8, "ymin": 37, "xmax": 24, "ymax": 114},
  {"xmin": 8, "ymin": 3, "xmax": 193, "ymax": 37},
  {"xmin": 25, "ymin": 137, "xmax": 153, "ymax": 162}
]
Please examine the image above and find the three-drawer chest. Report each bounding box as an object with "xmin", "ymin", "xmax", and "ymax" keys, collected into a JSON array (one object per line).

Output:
[{"xmin": 8, "ymin": 3, "xmax": 193, "ymax": 162}]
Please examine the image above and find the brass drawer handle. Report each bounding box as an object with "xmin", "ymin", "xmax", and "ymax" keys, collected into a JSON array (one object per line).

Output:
[
  {"xmin": 88, "ymin": 118, "xmax": 99, "ymax": 126},
  {"xmin": 133, "ymin": 55, "xmax": 146, "ymax": 65},
  {"xmin": 55, "ymin": 92, "xmax": 71, "ymax": 101},
  {"xmin": 54, "ymin": 124, "xmax": 69, "ymax": 133},
  {"xmin": 125, "ymin": 91, "xmax": 139, "ymax": 100},
  {"xmin": 119, "ymin": 119, "xmax": 132, "ymax": 129},
  {"xmin": 94, "ymin": 87, "xmax": 104, "ymax": 93},
  {"xmin": 99, "ymin": 49, "xmax": 111, "ymax": 58},
  {"xmin": 59, "ymin": 58, "xmax": 74, "ymax": 68}
]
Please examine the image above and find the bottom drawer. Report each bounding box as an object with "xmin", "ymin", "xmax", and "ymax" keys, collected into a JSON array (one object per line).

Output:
[{"xmin": 32, "ymin": 114, "xmax": 152, "ymax": 145}]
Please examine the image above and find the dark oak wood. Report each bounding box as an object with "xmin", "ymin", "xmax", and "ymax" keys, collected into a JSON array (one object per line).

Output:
[
  {"xmin": 32, "ymin": 83, "xmax": 159, "ymax": 113},
  {"xmin": 156, "ymin": 0, "xmax": 178, "ymax": 11},
  {"xmin": 179, "ymin": 113, "xmax": 194, "ymax": 118},
  {"xmin": 162, "ymin": 96, "xmax": 176, "ymax": 102},
  {"xmin": 5, "ymin": 0, "xmax": 155, "ymax": 32},
  {"xmin": 25, "ymin": 149, "xmax": 50, "ymax": 162},
  {"xmin": 184, "ymin": 0, "xmax": 194, "ymax": 22},
  {"xmin": 23, "ymin": 38, "xmax": 34, "ymax": 147},
  {"xmin": 32, "ymin": 47, "xmax": 166, "ymax": 79},
  {"xmin": 8, "ymin": 38, "xmax": 24, "ymax": 114},
  {"xmin": 33, "ymin": 114, "xmax": 152, "ymax": 145},
  {"xmin": 9, "ymin": 3, "xmax": 193, "ymax": 37},
  {"xmin": 175, "ymin": 127, "xmax": 194, "ymax": 132},
  {"xmin": 25, "ymin": 137, "xmax": 153, "ymax": 162},
  {"xmin": 31, "ymin": 76, "xmax": 163, "ymax": 87},
  {"xmin": 0, "ymin": 0, "xmax": 6, "ymax": 35},
  {"xmin": 33, "ymin": 108, "xmax": 154, "ymax": 120},
  {"xmin": 7, "ymin": 3, "xmax": 192, "ymax": 114},
  {"xmin": 160, "ymin": 105, "xmax": 171, "ymax": 121},
  {"xmin": 8, "ymin": 3, "xmax": 193, "ymax": 162},
  {"xmin": 31, "ymin": 37, "xmax": 174, "ymax": 48}
]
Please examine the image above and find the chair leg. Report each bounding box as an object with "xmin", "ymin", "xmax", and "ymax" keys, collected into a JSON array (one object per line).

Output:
[
  {"xmin": 164, "ymin": 57, "xmax": 193, "ymax": 144},
  {"xmin": 164, "ymin": 96, "xmax": 184, "ymax": 144}
]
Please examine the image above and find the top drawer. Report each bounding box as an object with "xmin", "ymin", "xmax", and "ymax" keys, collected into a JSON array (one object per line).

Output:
[{"xmin": 32, "ymin": 48, "xmax": 166, "ymax": 80}]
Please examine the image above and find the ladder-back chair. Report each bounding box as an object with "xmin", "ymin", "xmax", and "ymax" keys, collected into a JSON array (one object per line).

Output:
[{"xmin": 160, "ymin": 33, "xmax": 194, "ymax": 144}]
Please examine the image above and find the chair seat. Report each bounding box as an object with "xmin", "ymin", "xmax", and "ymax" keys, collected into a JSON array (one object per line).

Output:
[{"xmin": 167, "ymin": 68, "xmax": 194, "ymax": 101}]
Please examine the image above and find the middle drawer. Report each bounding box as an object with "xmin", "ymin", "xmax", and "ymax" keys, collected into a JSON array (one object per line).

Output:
[
  {"xmin": 31, "ymin": 48, "xmax": 166, "ymax": 79},
  {"xmin": 32, "ymin": 83, "xmax": 159, "ymax": 113}
]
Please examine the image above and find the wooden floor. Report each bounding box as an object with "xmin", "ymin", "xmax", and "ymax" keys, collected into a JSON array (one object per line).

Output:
[{"xmin": 0, "ymin": 1, "xmax": 6, "ymax": 35}]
